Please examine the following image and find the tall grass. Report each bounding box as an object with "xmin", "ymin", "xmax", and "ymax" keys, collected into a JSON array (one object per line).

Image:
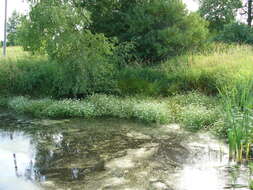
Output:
[
  {"xmin": 0, "ymin": 46, "xmax": 30, "ymax": 61},
  {"xmin": 219, "ymin": 79, "xmax": 253, "ymax": 162},
  {"xmin": 161, "ymin": 43, "xmax": 253, "ymax": 95}
]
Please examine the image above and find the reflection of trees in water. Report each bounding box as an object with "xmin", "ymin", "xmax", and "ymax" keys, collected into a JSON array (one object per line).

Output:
[
  {"xmin": 6, "ymin": 132, "xmax": 38, "ymax": 182},
  {"xmin": 30, "ymin": 128, "xmax": 149, "ymax": 182},
  {"xmin": 1, "ymin": 120, "xmax": 149, "ymax": 183}
]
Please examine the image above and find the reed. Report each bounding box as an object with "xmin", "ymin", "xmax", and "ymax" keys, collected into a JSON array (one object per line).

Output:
[{"xmin": 220, "ymin": 79, "xmax": 253, "ymax": 162}]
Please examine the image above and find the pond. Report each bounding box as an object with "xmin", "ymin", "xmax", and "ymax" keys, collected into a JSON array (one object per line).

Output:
[{"xmin": 0, "ymin": 110, "xmax": 252, "ymax": 190}]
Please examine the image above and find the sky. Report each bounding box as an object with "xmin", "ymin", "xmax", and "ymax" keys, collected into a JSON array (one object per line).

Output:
[{"xmin": 0, "ymin": 0, "xmax": 199, "ymax": 40}]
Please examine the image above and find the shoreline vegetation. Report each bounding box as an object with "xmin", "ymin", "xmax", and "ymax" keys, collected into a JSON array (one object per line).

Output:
[
  {"xmin": 0, "ymin": 92, "xmax": 222, "ymax": 130},
  {"xmin": 0, "ymin": 44, "xmax": 253, "ymax": 162},
  {"xmin": 1, "ymin": 0, "xmax": 252, "ymax": 187}
]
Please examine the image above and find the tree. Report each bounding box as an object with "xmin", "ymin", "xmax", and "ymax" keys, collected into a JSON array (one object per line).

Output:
[
  {"xmin": 216, "ymin": 22, "xmax": 253, "ymax": 44},
  {"xmin": 247, "ymin": 0, "xmax": 252, "ymax": 26},
  {"xmin": 240, "ymin": 0, "xmax": 253, "ymax": 26},
  {"xmin": 18, "ymin": 0, "xmax": 118, "ymax": 96},
  {"xmin": 85, "ymin": 0, "xmax": 209, "ymax": 62},
  {"xmin": 199, "ymin": 0, "xmax": 242, "ymax": 31},
  {"xmin": 7, "ymin": 11, "xmax": 22, "ymax": 46},
  {"xmin": 20, "ymin": 0, "xmax": 208, "ymax": 63}
]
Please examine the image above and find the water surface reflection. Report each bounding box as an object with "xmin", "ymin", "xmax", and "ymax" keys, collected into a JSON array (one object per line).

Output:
[{"xmin": 0, "ymin": 112, "xmax": 252, "ymax": 190}]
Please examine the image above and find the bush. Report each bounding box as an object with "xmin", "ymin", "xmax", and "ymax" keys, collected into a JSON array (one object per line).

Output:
[
  {"xmin": 88, "ymin": 0, "xmax": 208, "ymax": 62},
  {"xmin": 0, "ymin": 54, "xmax": 119, "ymax": 98},
  {"xmin": 216, "ymin": 22, "xmax": 253, "ymax": 44},
  {"xmin": 118, "ymin": 67, "xmax": 169, "ymax": 96},
  {"xmin": 17, "ymin": 1, "xmax": 120, "ymax": 97},
  {"xmin": 0, "ymin": 57, "xmax": 59, "ymax": 97}
]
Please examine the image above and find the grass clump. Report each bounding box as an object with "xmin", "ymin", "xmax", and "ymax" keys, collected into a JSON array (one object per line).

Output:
[{"xmin": 220, "ymin": 79, "xmax": 253, "ymax": 162}]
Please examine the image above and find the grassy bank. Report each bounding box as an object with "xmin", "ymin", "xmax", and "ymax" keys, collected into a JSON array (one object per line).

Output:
[
  {"xmin": 1, "ymin": 44, "xmax": 253, "ymax": 98},
  {"xmin": 1, "ymin": 45, "xmax": 253, "ymax": 160},
  {"xmin": 160, "ymin": 44, "xmax": 253, "ymax": 95}
]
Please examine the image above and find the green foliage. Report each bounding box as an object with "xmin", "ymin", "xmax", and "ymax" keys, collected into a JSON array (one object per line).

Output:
[
  {"xmin": 8, "ymin": 96, "xmax": 53, "ymax": 117},
  {"xmin": 199, "ymin": 0, "xmax": 242, "ymax": 31},
  {"xmin": 0, "ymin": 96, "xmax": 8, "ymax": 107},
  {"xmin": 7, "ymin": 11, "xmax": 23, "ymax": 46},
  {"xmin": 17, "ymin": 1, "xmax": 119, "ymax": 97},
  {"xmin": 216, "ymin": 22, "xmax": 253, "ymax": 44},
  {"xmin": 0, "ymin": 55, "xmax": 118, "ymax": 97},
  {"xmin": 219, "ymin": 79, "xmax": 253, "ymax": 161},
  {"xmin": 167, "ymin": 92, "xmax": 222, "ymax": 131},
  {"xmin": 178, "ymin": 104, "xmax": 219, "ymax": 131},
  {"xmin": 250, "ymin": 179, "xmax": 253, "ymax": 190},
  {"xmin": 80, "ymin": 0, "xmax": 209, "ymax": 62},
  {"xmin": 122, "ymin": 1, "xmax": 208, "ymax": 61},
  {"xmin": 118, "ymin": 67, "xmax": 169, "ymax": 96},
  {"xmin": 5, "ymin": 95, "xmax": 171, "ymax": 124},
  {"xmin": 3, "ymin": 44, "xmax": 253, "ymax": 98},
  {"xmin": 0, "ymin": 57, "xmax": 59, "ymax": 96},
  {"xmin": 18, "ymin": 1, "xmax": 91, "ymax": 56},
  {"xmin": 0, "ymin": 90, "xmax": 225, "ymax": 134},
  {"xmin": 161, "ymin": 44, "xmax": 253, "ymax": 95}
]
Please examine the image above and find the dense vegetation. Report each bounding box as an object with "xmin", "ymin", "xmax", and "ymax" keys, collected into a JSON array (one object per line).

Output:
[{"xmin": 1, "ymin": 0, "xmax": 253, "ymax": 164}]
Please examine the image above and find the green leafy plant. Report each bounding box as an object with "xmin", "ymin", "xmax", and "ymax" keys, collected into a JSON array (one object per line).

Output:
[
  {"xmin": 216, "ymin": 22, "xmax": 253, "ymax": 44},
  {"xmin": 219, "ymin": 79, "xmax": 253, "ymax": 162}
]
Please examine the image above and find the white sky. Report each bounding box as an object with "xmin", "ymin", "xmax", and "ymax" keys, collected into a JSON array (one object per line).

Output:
[{"xmin": 0, "ymin": 0, "xmax": 199, "ymax": 41}]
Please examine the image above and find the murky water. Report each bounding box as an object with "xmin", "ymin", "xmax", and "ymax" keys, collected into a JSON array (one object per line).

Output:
[{"xmin": 0, "ymin": 110, "xmax": 252, "ymax": 190}]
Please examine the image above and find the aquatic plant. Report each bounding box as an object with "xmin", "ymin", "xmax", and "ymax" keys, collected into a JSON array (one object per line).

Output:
[
  {"xmin": 167, "ymin": 92, "xmax": 223, "ymax": 131},
  {"xmin": 219, "ymin": 79, "xmax": 253, "ymax": 162},
  {"xmin": 5, "ymin": 95, "xmax": 170, "ymax": 124}
]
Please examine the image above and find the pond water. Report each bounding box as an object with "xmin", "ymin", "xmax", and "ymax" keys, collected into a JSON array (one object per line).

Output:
[{"xmin": 0, "ymin": 110, "xmax": 252, "ymax": 190}]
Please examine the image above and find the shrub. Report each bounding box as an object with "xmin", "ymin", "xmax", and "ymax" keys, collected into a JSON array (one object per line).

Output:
[
  {"xmin": 118, "ymin": 67, "xmax": 169, "ymax": 96},
  {"xmin": 0, "ymin": 54, "xmax": 119, "ymax": 98},
  {"xmin": 216, "ymin": 22, "xmax": 253, "ymax": 44},
  {"xmin": 17, "ymin": 1, "xmax": 119, "ymax": 97},
  {"xmin": 0, "ymin": 56, "xmax": 59, "ymax": 96},
  {"xmin": 87, "ymin": 0, "xmax": 208, "ymax": 62}
]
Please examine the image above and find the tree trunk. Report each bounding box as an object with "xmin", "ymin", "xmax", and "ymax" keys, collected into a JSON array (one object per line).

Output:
[{"xmin": 248, "ymin": 0, "xmax": 252, "ymax": 26}]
